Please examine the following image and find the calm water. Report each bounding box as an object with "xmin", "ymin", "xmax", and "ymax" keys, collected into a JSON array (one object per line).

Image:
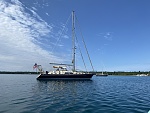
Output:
[{"xmin": 0, "ymin": 74, "xmax": 150, "ymax": 113}]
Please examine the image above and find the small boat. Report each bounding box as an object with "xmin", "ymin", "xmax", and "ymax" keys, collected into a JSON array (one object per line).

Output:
[
  {"xmin": 37, "ymin": 11, "xmax": 94, "ymax": 80},
  {"xmin": 96, "ymin": 71, "xmax": 108, "ymax": 77},
  {"xmin": 136, "ymin": 74, "xmax": 148, "ymax": 76}
]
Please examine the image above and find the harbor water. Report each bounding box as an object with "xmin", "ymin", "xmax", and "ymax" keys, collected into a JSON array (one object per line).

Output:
[{"xmin": 0, "ymin": 74, "xmax": 150, "ymax": 113}]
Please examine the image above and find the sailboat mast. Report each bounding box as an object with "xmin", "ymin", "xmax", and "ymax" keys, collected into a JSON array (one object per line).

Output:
[{"xmin": 72, "ymin": 11, "xmax": 75, "ymax": 72}]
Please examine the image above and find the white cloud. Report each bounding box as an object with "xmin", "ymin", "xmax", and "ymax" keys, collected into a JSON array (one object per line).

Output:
[
  {"xmin": 0, "ymin": 0, "xmax": 65, "ymax": 71},
  {"xmin": 45, "ymin": 12, "xmax": 49, "ymax": 16},
  {"xmin": 63, "ymin": 35, "xmax": 69, "ymax": 39},
  {"xmin": 104, "ymin": 32, "xmax": 113, "ymax": 41},
  {"xmin": 97, "ymin": 32, "xmax": 113, "ymax": 41}
]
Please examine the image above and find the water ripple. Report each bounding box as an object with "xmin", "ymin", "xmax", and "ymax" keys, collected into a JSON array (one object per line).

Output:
[{"xmin": 0, "ymin": 75, "xmax": 150, "ymax": 113}]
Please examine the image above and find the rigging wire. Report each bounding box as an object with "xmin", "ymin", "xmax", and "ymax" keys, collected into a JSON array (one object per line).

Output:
[
  {"xmin": 50, "ymin": 11, "xmax": 94, "ymax": 72},
  {"xmin": 75, "ymin": 15, "xmax": 95, "ymax": 72},
  {"xmin": 51, "ymin": 13, "xmax": 72, "ymax": 53},
  {"xmin": 74, "ymin": 33, "xmax": 87, "ymax": 72}
]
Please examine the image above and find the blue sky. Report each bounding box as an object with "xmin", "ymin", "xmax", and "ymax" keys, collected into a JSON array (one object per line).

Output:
[{"xmin": 1, "ymin": 0, "xmax": 150, "ymax": 72}]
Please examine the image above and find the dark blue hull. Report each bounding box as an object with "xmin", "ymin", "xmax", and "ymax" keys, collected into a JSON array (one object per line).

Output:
[{"xmin": 37, "ymin": 73, "xmax": 93, "ymax": 80}]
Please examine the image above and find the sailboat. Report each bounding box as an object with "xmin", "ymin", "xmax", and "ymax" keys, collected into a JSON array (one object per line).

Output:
[
  {"xmin": 37, "ymin": 11, "xmax": 94, "ymax": 80},
  {"xmin": 96, "ymin": 71, "xmax": 108, "ymax": 76}
]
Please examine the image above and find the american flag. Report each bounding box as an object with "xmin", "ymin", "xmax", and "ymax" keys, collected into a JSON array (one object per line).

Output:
[{"xmin": 33, "ymin": 63, "xmax": 38, "ymax": 69}]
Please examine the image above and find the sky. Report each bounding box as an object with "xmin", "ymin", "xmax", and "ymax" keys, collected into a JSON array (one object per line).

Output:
[{"xmin": 0, "ymin": 0, "xmax": 150, "ymax": 72}]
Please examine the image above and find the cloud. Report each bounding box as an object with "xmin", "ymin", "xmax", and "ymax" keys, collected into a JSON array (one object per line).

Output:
[
  {"xmin": 45, "ymin": 12, "xmax": 49, "ymax": 16},
  {"xmin": 97, "ymin": 32, "xmax": 113, "ymax": 41},
  {"xmin": 104, "ymin": 32, "xmax": 113, "ymax": 41},
  {"xmin": 0, "ymin": 0, "xmax": 65, "ymax": 71}
]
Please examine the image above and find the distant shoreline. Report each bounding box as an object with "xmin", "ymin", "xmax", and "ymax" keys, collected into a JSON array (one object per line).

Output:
[
  {"xmin": 0, "ymin": 71, "xmax": 149, "ymax": 75},
  {"xmin": 94, "ymin": 71, "xmax": 150, "ymax": 75}
]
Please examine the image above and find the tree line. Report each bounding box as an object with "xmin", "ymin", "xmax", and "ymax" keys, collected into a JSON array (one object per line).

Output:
[{"xmin": 0, "ymin": 71, "xmax": 40, "ymax": 74}]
